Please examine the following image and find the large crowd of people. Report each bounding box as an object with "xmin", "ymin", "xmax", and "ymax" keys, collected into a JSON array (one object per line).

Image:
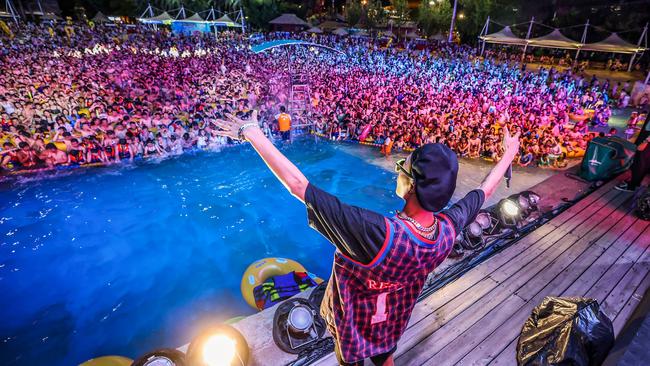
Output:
[{"xmin": 0, "ymin": 21, "xmax": 644, "ymax": 174}]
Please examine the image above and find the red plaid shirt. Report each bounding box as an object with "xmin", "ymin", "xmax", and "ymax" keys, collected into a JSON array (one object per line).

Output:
[{"xmin": 320, "ymin": 214, "xmax": 456, "ymax": 363}]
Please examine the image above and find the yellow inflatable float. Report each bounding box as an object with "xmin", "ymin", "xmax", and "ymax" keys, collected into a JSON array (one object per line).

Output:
[
  {"xmin": 240, "ymin": 257, "xmax": 322, "ymax": 310},
  {"xmin": 79, "ymin": 356, "xmax": 132, "ymax": 366}
]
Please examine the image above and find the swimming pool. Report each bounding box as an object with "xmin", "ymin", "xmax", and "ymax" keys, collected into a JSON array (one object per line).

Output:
[{"xmin": 0, "ymin": 139, "xmax": 554, "ymax": 365}]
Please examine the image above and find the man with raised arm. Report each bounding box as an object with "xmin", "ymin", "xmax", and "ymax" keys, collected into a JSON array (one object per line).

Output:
[{"xmin": 214, "ymin": 111, "xmax": 520, "ymax": 366}]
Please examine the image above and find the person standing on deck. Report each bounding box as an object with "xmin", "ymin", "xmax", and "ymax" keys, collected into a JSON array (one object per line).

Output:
[
  {"xmin": 276, "ymin": 106, "xmax": 292, "ymax": 141},
  {"xmin": 214, "ymin": 111, "xmax": 520, "ymax": 366}
]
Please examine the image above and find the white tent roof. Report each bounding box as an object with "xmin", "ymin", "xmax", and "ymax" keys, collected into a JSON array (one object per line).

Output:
[
  {"xmin": 269, "ymin": 13, "xmax": 309, "ymax": 27},
  {"xmin": 141, "ymin": 11, "xmax": 173, "ymax": 23},
  {"xmin": 183, "ymin": 13, "xmax": 204, "ymax": 22},
  {"xmin": 528, "ymin": 29, "xmax": 580, "ymax": 50},
  {"xmin": 581, "ymin": 33, "xmax": 643, "ymax": 54},
  {"xmin": 382, "ymin": 30, "xmax": 396, "ymax": 38},
  {"xmin": 332, "ymin": 27, "xmax": 348, "ymax": 36},
  {"xmin": 305, "ymin": 26, "xmax": 323, "ymax": 34},
  {"xmin": 41, "ymin": 13, "xmax": 62, "ymax": 21},
  {"xmin": 318, "ymin": 20, "xmax": 347, "ymax": 30},
  {"xmin": 405, "ymin": 31, "xmax": 420, "ymax": 39},
  {"xmin": 213, "ymin": 14, "xmax": 240, "ymax": 27},
  {"xmin": 479, "ymin": 26, "xmax": 527, "ymax": 46},
  {"xmin": 430, "ymin": 33, "xmax": 446, "ymax": 41},
  {"xmin": 91, "ymin": 11, "xmax": 110, "ymax": 23}
]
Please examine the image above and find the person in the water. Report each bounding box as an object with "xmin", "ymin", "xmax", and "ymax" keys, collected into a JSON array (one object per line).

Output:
[{"xmin": 214, "ymin": 110, "xmax": 520, "ymax": 366}]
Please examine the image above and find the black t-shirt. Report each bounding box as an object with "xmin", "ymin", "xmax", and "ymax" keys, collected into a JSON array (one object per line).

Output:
[{"xmin": 305, "ymin": 183, "xmax": 485, "ymax": 265}]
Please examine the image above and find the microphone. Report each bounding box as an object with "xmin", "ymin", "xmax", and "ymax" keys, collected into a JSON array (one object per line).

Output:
[{"xmin": 505, "ymin": 163, "xmax": 512, "ymax": 188}]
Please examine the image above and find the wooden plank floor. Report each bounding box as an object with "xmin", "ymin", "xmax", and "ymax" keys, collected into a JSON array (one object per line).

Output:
[{"xmin": 314, "ymin": 179, "xmax": 650, "ymax": 365}]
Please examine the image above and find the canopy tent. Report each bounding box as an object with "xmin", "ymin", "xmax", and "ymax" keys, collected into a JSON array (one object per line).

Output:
[
  {"xmin": 382, "ymin": 29, "xmax": 396, "ymax": 38},
  {"xmin": 479, "ymin": 17, "xmax": 648, "ymax": 71},
  {"xmin": 179, "ymin": 13, "xmax": 204, "ymax": 23},
  {"xmin": 139, "ymin": 11, "xmax": 173, "ymax": 24},
  {"xmin": 91, "ymin": 11, "xmax": 110, "ymax": 23},
  {"xmin": 405, "ymin": 31, "xmax": 420, "ymax": 39},
  {"xmin": 430, "ymin": 33, "xmax": 446, "ymax": 41},
  {"xmin": 528, "ymin": 29, "xmax": 581, "ymax": 50},
  {"xmin": 41, "ymin": 12, "xmax": 62, "ymax": 21},
  {"xmin": 269, "ymin": 13, "xmax": 309, "ymax": 31},
  {"xmin": 581, "ymin": 33, "xmax": 642, "ymax": 54},
  {"xmin": 318, "ymin": 20, "xmax": 347, "ymax": 31},
  {"xmin": 479, "ymin": 26, "xmax": 527, "ymax": 46},
  {"xmin": 332, "ymin": 27, "xmax": 348, "ymax": 36},
  {"xmin": 214, "ymin": 14, "xmax": 240, "ymax": 27},
  {"xmin": 305, "ymin": 26, "xmax": 323, "ymax": 34}
]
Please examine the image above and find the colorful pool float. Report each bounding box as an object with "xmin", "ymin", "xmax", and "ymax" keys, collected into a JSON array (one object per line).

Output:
[{"xmin": 240, "ymin": 257, "xmax": 322, "ymax": 310}]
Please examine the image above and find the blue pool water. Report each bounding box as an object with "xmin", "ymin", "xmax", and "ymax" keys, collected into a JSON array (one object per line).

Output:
[{"xmin": 0, "ymin": 139, "xmax": 404, "ymax": 366}]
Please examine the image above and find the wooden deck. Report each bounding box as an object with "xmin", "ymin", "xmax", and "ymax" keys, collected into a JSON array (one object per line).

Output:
[{"xmin": 314, "ymin": 178, "xmax": 650, "ymax": 365}]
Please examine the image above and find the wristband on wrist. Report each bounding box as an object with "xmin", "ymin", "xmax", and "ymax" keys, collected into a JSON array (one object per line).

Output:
[{"xmin": 238, "ymin": 123, "xmax": 258, "ymax": 141}]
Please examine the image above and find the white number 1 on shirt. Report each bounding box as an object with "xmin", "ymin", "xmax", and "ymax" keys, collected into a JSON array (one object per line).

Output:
[{"xmin": 371, "ymin": 292, "xmax": 388, "ymax": 324}]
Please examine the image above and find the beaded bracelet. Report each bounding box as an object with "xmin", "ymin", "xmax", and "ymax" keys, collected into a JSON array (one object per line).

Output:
[{"xmin": 237, "ymin": 122, "xmax": 259, "ymax": 141}]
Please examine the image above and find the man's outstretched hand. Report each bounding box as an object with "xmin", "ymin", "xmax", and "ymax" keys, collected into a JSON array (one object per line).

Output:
[
  {"xmin": 214, "ymin": 110, "xmax": 259, "ymax": 141},
  {"xmin": 502, "ymin": 126, "xmax": 520, "ymax": 156}
]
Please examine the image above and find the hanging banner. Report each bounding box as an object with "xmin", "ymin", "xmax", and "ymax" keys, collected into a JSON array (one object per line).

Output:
[{"xmin": 171, "ymin": 22, "xmax": 211, "ymax": 35}]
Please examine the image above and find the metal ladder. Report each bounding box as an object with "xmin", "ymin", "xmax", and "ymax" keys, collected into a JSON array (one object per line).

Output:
[{"xmin": 288, "ymin": 73, "xmax": 311, "ymax": 114}]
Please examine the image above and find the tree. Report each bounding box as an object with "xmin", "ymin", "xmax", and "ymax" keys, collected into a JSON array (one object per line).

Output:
[
  {"xmin": 418, "ymin": 0, "xmax": 451, "ymax": 36},
  {"xmin": 365, "ymin": 0, "xmax": 386, "ymax": 30},
  {"xmin": 345, "ymin": 0, "xmax": 362, "ymax": 28},
  {"xmin": 391, "ymin": 0, "xmax": 409, "ymax": 27},
  {"xmin": 241, "ymin": 0, "xmax": 280, "ymax": 29}
]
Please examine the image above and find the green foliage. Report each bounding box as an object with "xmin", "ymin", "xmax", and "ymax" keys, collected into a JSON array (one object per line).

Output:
[
  {"xmin": 455, "ymin": 0, "xmax": 493, "ymax": 43},
  {"xmin": 391, "ymin": 0, "xmax": 409, "ymax": 27},
  {"xmin": 104, "ymin": 0, "xmax": 138, "ymax": 16},
  {"xmin": 239, "ymin": 0, "xmax": 306, "ymax": 30},
  {"xmin": 345, "ymin": 0, "xmax": 362, "ymax": 28},
  {"xmin": 366, "ymin": 0, "xmax": 386, "ymax": 30},
  {"xmin": 241, "ymin": 0, "xmax": 280, "ymax": 30},
  {"xmin": 417, "ymin": 0, "xmax": 451, "ymax": 36}
]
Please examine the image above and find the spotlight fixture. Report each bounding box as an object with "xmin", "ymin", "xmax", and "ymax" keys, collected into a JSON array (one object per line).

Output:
[
  {"xmin": 475, "ymin": 211, "xmax": 499, "ymax": 236},
  {"xmin": 459, "ymin": 221, "xmax": 485, "ymax": 250},
  {"xmin": 132, "ymin": 349, "xmax": 186, "ymax": 366},
  {"xmin": 187, "ymin": 324, "xmax": 249, "ymax": 366},
  {"xmin": 273, "ymin": 298, "xmax": 327, "ymax": 354},
  {"xmin": 497, "ymin": 198, "xmax": 521, "ymax": 227},
  {"xmin": 497, "ymin": 191, "xmax": 541, "ymax": 228}
]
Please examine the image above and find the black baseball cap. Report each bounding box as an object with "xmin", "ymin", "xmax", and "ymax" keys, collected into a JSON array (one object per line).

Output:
[{"xmin": 410, "ymin": 143, "xmax": 459, "ymax": 212}]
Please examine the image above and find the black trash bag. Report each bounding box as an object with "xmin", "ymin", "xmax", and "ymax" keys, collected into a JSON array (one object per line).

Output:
[
  {"xmin": 517, "ymin": 296, "xmax": 614, "ymax": 366},
  {"xmin": 636, "ymin": 187, "xmax": 650, "ymax": 221}
]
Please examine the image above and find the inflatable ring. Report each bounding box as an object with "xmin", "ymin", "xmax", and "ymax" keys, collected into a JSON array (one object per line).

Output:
[
  {"xmin": 54, "ymin": 141, "xmax": 68, "ymax": 152},
  {"xmin": 241, "ymin": 258, "xmax": 322, "ymax": 310},
  {"xmin": 79, "ymin": 356, "xmax": 133, "ymax": 366},
  {"xmin": 225, "ymin": 316, "xmax": 247, "ymax": 324}
]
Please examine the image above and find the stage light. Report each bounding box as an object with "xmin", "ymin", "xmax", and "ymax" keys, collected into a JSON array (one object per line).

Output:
[
  {"xmin": 497, "ymin": 198, "xmax": 521, "ymax": 228},
  {"xmin": 467, "ymin": 221, "xmax": 483, "ymax": 238},
  {"xmin": 497, "ymin": 191, "xmax": 541, "ymax": 228},
  {"xmin": 203, "ymin": 335, "xmax": 236, "ymax": 366},
  {"xmin": 273, "ymin": 298, "xmax": 327, "ymax": 354},
  {"xmin": 288, "ymin": 303, "xmax": 314, "ymax": 332},
  {"xmin": 476, "ymin": 211, "xmax": 500, "ymax": 236},
  {"xmin": 131, "ymin": 349, "xmax": 186, "ymax": 366},
  {"xmin": 459, "ymin": 220, "xmax": 485, "ymax": 251},
  {"xmin": 501, "ymin": 199, "xmax": 520, "ymax": 217},
  {"xmin": 187, "ymin": 324, "xmax": 249, "ymax": 366}
]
